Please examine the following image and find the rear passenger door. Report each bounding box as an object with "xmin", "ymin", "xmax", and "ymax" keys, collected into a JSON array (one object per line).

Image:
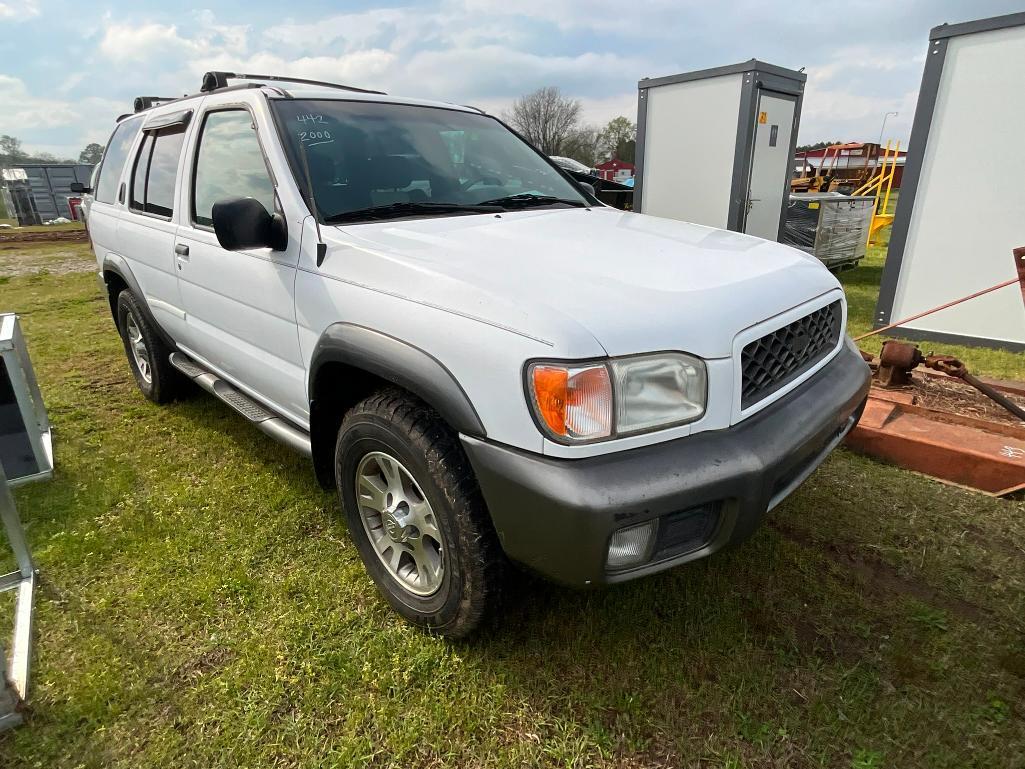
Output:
[
  {"xmin": 117, "ymin": 111, "xmax": 193, "ymax": 342},
  {"xmin": 173, "ymin": 105, "xmax": 307, "ymax": 425},
  {"xmin": 86, "ymin": 115, "xmax": 144, "ymax": 272}
]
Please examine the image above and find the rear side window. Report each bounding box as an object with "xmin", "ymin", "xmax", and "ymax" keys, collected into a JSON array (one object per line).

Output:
[
  {"xmin": 94, "ymin": 117, "xmax": 143, "ymax": 204},
  {"xmin": 192, "ymin": 110, "xmax": 276, "ymax": 227},
  {"xmin": 129, "ymin": 126, "xmax": 186, "ymax": 218}
]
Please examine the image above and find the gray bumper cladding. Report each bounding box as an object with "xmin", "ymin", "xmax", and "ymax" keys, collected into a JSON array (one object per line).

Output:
[{"xmin": 462, "ymin": 342, "xmax": 871, "ymax": 587}]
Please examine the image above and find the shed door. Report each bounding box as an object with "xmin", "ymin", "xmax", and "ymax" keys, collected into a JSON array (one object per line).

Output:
[{"xmin": 744, "ymin": 91, "xmax": 795, "ymax": 240}]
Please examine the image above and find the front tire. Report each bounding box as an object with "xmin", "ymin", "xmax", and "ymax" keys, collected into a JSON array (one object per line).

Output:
[
  {"xmin": 335, "ymin": 389, "xmax": 504, "ymax": 638},
  {"xmin": 116, "ymin": 290, "xmax": 185, "ymax": 404}
]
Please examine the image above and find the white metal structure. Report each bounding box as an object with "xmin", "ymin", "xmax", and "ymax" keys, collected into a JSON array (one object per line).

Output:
[
  {"xmin": 634, "ymin": 60, "xmax": 805, "ymax": 241},
  {"xmin": 80, "ymin": 73, "xmax": 868, "ymax": 635},
  {"xmin": 0, "ymin": 313, "xmax": 52, "ymax": 730},
  {"xmin": 877, "ymin": 12, "xmax": 1025, "ymax": 350}
]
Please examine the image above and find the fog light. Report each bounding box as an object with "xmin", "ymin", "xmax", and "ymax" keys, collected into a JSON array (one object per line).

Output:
[{"xmin": 606, "ymin": 520, "xmax": 657, "ymax": 570}]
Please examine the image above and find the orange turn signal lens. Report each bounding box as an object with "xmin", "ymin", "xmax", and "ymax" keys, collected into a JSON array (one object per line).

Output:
[{"xmin": 529, "ymin": 363, "xmax": 612, "ymax": 441}]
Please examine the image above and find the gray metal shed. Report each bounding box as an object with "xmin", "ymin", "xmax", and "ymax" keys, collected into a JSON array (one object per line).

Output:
[
  {"xmin": 634, "ymin": 60, "xmax": 806, "ymax": 241},
  {"xmin": 3, "ymin": 163, "xmax": 94, "ymax": 225}
]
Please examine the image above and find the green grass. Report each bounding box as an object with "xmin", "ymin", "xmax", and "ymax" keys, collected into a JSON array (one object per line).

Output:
[
  {"xmin": 841, "ymin": 244, "xmax": 1024, "ymax": 380},
  {"xmin": 0, "ymin": 247, "xmax": 1023, "ymax": 768}
]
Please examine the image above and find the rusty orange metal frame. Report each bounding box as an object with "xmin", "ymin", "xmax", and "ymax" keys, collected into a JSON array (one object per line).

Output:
[{"xmin": 845, "ymin": 388, "xmax": 1025, "ymax": 496}]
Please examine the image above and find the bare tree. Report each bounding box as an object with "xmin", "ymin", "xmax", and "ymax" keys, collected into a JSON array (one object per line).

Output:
[
  {"xmin": 0, "ymin": 134, "xmax": 26, "ymax": 164},
  {"xmin": 560, "ymin": 126, "xmax": 602, "ymax": 167},
  {"xmin": 507, "ymin": 87, "xmax": 582, "ymax": 155}
]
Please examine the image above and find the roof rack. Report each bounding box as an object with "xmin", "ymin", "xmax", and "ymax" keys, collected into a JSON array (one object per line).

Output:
[
  {"xmin": 133, "ymin": 96, "xmax": 179, "ymax": 113},
  {"xmin": 200, "ymin": 71, "xmax": 386, "ymax": 96}
]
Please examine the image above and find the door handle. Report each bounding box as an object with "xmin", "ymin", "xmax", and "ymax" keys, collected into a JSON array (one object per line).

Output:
[{"xmin": 175, "ymin": 244, "xmax": 190, "ymax": 270}]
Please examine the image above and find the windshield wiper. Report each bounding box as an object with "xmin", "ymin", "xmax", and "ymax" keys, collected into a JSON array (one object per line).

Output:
[
  {"xmin": 323, "ymin": 201, "xmax": 502, "ymax": 224},
  {"xmin": 476, "ymin": 193, "xmax": 587, "ymax": 209}
]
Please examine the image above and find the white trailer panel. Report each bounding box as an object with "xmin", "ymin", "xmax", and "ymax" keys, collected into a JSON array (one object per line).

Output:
[{"xmin": 876, "ymin": 12, "xmax": 1025, "ymax": 350}]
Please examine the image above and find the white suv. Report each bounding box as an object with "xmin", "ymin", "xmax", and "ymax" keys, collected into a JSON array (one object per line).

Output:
[{"xmin": 80, "ymin": 72, "xmax": 870, "ymax": 637}]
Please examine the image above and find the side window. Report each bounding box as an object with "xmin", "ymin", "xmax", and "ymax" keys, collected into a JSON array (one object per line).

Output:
[
  {"xmin": 192, "ymin": 110, "xmax": 276, "ymax": 228},
  {"xmin": 129, "ymin": 134, "xmax": 154, "ymax": 211},
  {"xmin": 94, "ymin": 117, "xmax": 143, "ymax": 204},
  {"xmin": 129, "ymin": 126, "xmax": 186, "ymax": 218}
]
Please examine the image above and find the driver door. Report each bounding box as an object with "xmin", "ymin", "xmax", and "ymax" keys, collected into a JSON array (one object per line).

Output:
[{"xmin": 173, "ymin": 104, "xmax": 309, "ymax": 425}]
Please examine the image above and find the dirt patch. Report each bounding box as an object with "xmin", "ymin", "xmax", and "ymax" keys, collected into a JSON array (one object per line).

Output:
[
  {"xmin": 905, "ymin": 373, "xmax": 1025, "ymax": 428},
  {"xmin": 770, "ymin": 521, "xmax": 991, "ymax": 623},
  {"xmin": 0, "ymin": 229, "xmax": 87, "ymax": 244},
  {"xmin": 171, "ymin": 647, "xmax": 236, "ymax": 686},
  {"xmin": 0, "ymin": 246, "xmax": 95, "ymax": 277}
]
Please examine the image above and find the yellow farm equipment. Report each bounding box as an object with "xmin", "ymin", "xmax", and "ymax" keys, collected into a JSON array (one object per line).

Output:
[{"xmin": 852, "ymin": 140, "xmax": 901, "ymax": 244}]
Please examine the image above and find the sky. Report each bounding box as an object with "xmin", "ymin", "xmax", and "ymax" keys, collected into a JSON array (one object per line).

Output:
[{"xmin": 0, "ymin": 0, "xmax": 1021, "ymax": 160}]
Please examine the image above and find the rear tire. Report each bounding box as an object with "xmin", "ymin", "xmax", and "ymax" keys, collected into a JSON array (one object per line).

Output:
[
  {"xmin": 116, "ymin": 290, "xmax": 185, "ymax": 404},
  {"xmin": 335, "ymin": 388, "xmax": 504, "ymax": 638}
]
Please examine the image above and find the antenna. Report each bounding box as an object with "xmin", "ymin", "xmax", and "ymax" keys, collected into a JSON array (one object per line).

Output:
[{"xmin": 298, "ymin": 142, "xmax": 328, "ymax": 268}]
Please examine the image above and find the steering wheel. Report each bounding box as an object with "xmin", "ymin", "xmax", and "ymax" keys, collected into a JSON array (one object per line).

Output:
[{"xmin": 459, "ymin": 165, "xmax": 503, "ymax": 191}]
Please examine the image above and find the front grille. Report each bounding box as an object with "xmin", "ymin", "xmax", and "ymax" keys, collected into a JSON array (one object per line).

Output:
[{"xmin": 741, "ymin": 300, "xmax": 842, "ymax": 409}]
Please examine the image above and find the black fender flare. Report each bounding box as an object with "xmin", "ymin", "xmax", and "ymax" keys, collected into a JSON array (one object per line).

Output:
[
  {"xmin": 101, "ymin": 255, "xmax": 177, "ymax": 349},
  {"xmin": 308, "ymin": 322, "xmax": 486, "ymax": 438}
]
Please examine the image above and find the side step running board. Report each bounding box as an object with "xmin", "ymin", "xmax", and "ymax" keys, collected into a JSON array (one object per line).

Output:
[{"xmin": 169, "ymin": 352, "xmax": 312, "ymax": 457}]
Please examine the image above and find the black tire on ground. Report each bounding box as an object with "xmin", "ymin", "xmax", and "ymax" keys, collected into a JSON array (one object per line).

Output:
[
  {"xmin": 116, "ymin": 290, "xmax": 186, "ymax": 404},
  {"xmin": 335, "ymin": 388, "xmax": 504, "ymax": 638}
]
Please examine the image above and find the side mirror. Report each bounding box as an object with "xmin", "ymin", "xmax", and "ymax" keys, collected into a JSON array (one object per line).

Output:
[
  {"xmin": 579, "ymin": 182, "xmax": 596, "ymax": 197},
  {"xmin": 69, "ymin": 182, "xmax": 92, "ymax": 194},
  {"xmin": 211, "ymin": 197, "xmax": 288, "ymax": 251}
]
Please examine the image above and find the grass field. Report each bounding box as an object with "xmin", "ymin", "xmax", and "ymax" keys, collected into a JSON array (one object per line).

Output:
[{"xmin": 1, "ymin": 241, "xmax": 1023, "ymax": 768}]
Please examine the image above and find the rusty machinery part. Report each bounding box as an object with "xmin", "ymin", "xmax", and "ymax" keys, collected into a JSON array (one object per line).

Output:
[
  {"xmin": 923, "ymin": 355, "xmax": 1025, "ymax": 423},
  {"xmin": 875, "ymin": 340, "xmax": 923, "ymax": 387},
  {"xmin": 1016, "ymin": 246, "xmax": 1025, "ymax": 305},
  {"xmin": 865, "ymin": 339, "xmax": 1025, "ymax": 423}
]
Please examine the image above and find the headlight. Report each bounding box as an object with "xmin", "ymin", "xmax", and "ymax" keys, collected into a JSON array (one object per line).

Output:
[
  {"xmin": 611, "ymin": 353, "xmax": 706, "ymax": 434},
  {"xmin": 526, "ymin": 353, "xmax": 706, "ymax": 443}
]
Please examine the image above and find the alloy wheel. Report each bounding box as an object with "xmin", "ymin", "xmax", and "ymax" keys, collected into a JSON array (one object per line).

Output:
[
  {"xmin": 125, "ymin": 311, "xmax": 152, "ymax": 384},
  {"xmin": 355, "ymin": 451, "xmax": 444, "ymax": 596}
]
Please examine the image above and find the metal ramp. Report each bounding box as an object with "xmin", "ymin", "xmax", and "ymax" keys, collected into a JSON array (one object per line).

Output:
[
  {"xmin": 1, "ymin": 313, "xmax": 53, "ymax": 731},
  {"xmin": 0, "ymin": 466, "xmax": 35, "ymax": 730}
]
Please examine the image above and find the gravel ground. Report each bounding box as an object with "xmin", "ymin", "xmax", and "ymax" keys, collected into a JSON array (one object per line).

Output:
[{"xmin": 0, "ymin": 242, "xmax": 95, "ymax": 277}]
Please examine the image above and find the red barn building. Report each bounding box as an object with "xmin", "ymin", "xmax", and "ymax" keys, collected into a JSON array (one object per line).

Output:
[{"xmin": 596, "ymin": 158, "xmax": 635, "ymax": 183}]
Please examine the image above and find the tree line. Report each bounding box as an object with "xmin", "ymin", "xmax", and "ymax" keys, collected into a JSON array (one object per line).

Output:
[
  {"xmin": 505, "ymin": 86, "xmax": 636, "ymax": 168},
  {"xmin": 0, "ymin": 135, "xmax": 104, "ymax": 167},
  {"xmin": 2, "ymin": 98, "xmax": 837, "ymax": 173}
]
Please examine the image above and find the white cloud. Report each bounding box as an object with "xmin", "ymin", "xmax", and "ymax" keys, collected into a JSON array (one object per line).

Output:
[
  {"xmin": 0, "ymin": 1, "xmax": 39, "ymax": 21},
  {"xmin": 36, "ymin": 0, "xmax": 1022, "ymax": 159},
  {"xmin": 99, "ymin": 15, "xmax": 248, "ymax": 63},
  {"xmin": 0, "ymin": 74, "xmax": 123, "ymax": 157},
  {"xmin": 263, "ymin": 8, "xmax": 413, "ymax": 51}
]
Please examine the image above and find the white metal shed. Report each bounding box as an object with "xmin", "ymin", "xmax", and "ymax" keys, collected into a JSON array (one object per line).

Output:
[
  {"xmin": 875, "ymin": 12, "xmax": 1025, "ymax": 351},
  {"xmin": 633, "ymin": 60, "xmax": 805, "ymax": 241}
]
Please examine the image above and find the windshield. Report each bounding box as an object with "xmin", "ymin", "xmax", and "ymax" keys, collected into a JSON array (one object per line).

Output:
[{"xmin": 272, "ymin": 99, "xmax": 589, "ymax": 222}]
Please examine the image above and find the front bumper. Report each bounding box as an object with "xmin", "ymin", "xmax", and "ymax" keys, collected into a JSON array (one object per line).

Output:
[{"xmin": 462, "ymin": 340, "xmax": 871, "ymax": 586}]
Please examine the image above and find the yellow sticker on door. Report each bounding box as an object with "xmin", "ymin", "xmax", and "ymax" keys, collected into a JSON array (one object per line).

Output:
[{"xmin": 758, "ymin": 111, "xmax": 767, "ymax": 124}]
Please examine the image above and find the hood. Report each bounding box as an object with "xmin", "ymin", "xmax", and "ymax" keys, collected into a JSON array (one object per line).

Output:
[{"xmin": 322, "ymin": 208, "xmax": 842, "ymax": 358}]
